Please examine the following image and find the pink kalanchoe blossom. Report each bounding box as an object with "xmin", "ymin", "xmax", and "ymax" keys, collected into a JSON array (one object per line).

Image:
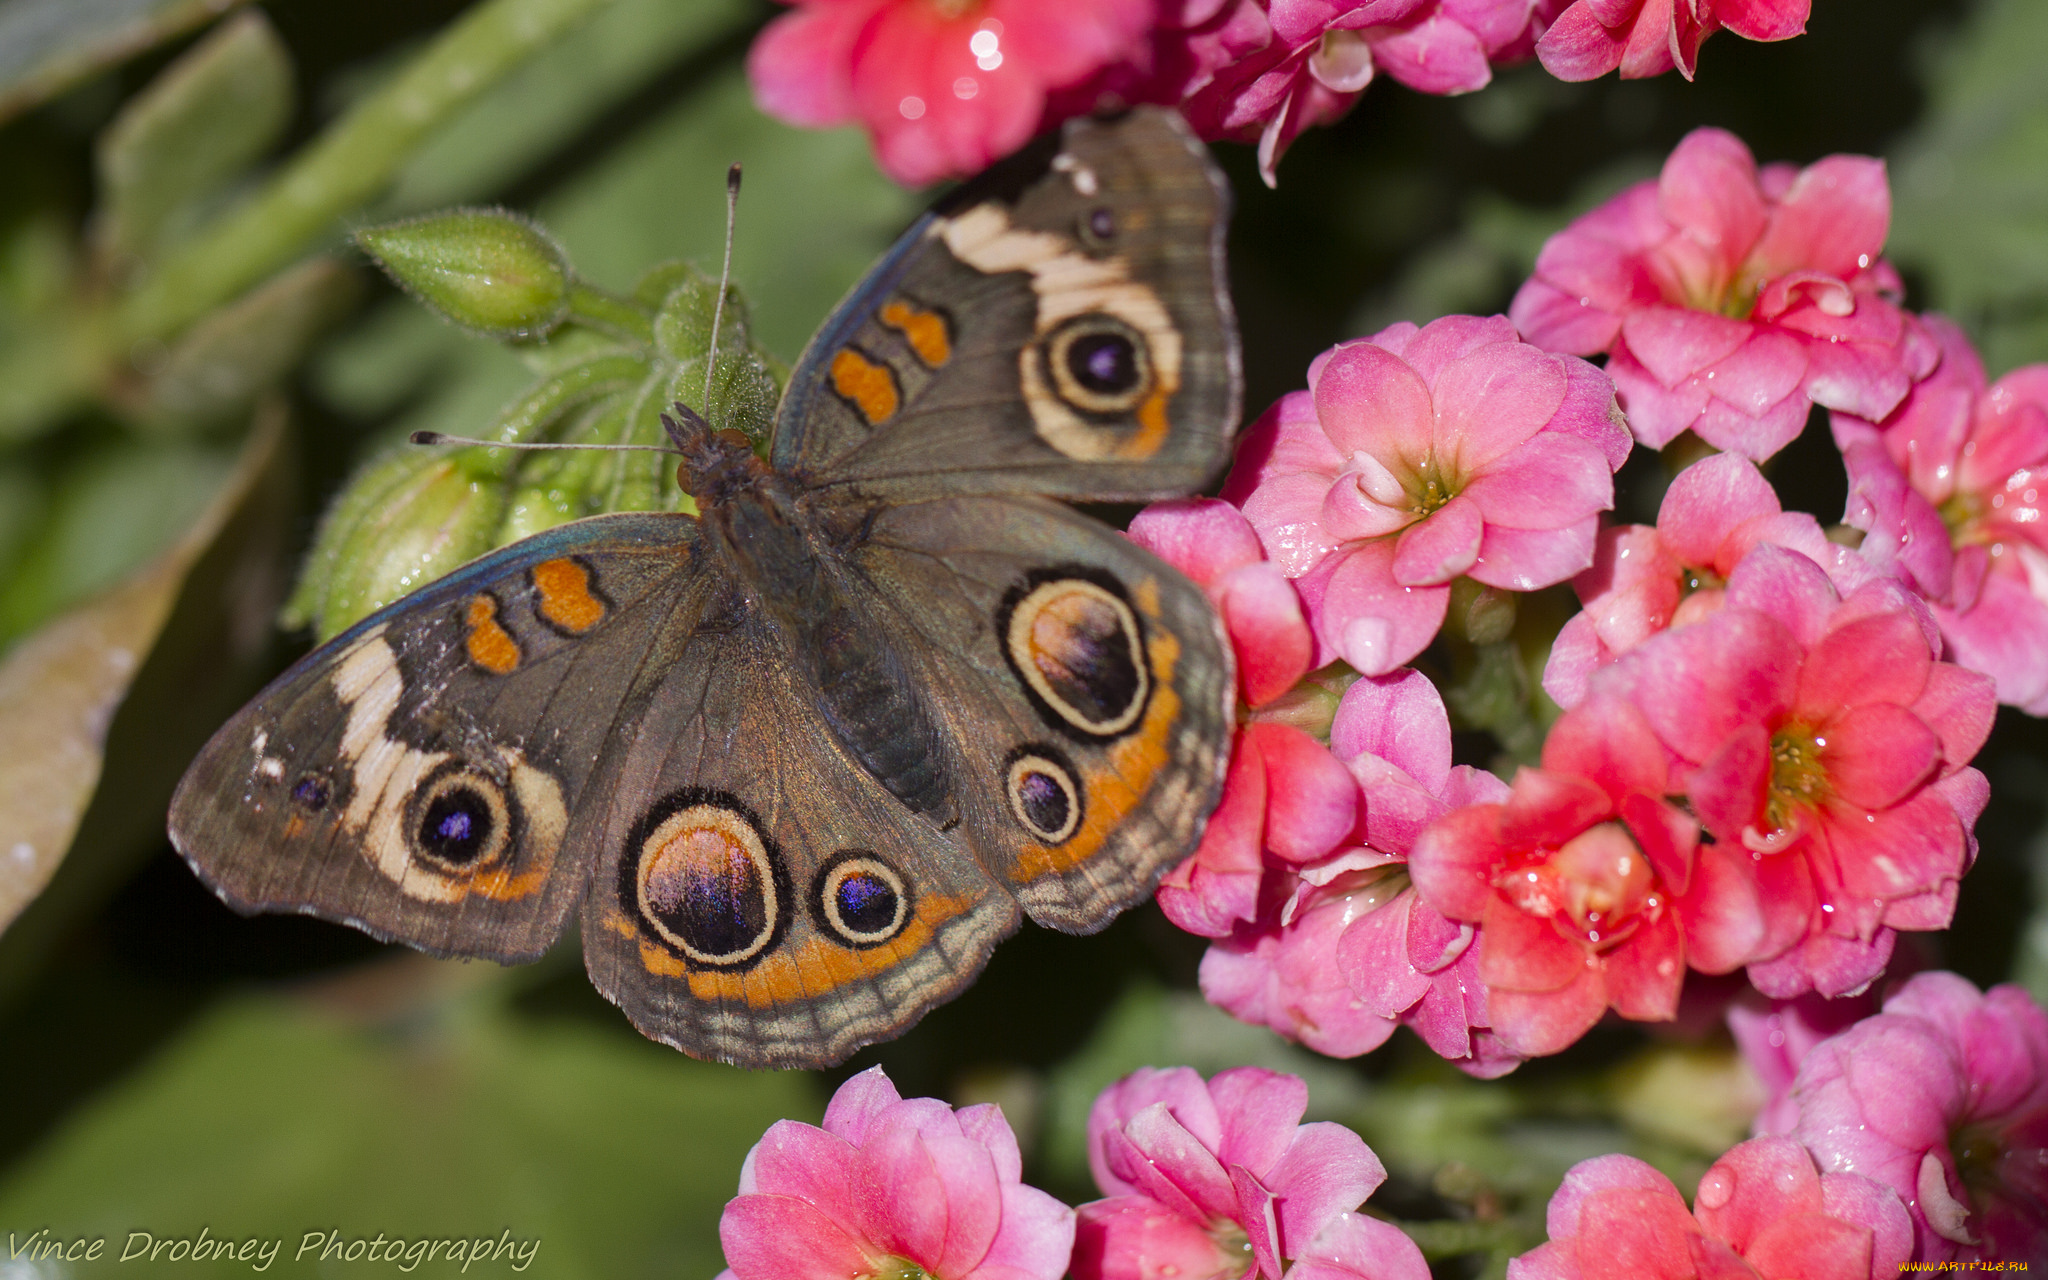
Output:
[
  {"xmin": 747, "ymin": 0, "xmax": 1152, "ymax": 186},
  {"xmin": 718, "ymin": 1067, "xmax": 1073, "ymax": 1280},
  {"xmin": 1511, "ymin": 128, "xmax": 1938, "ymax": 461},
  {"xmin": 1594, "ymin": 545, "xmax": 1995, "ymax": 1000},
  {"xmin": 1074, "ymin": 1066, "xmax": 1428, "ymax": 1280},
  {"xmin": 1789, "ymin": 972, "xmax": 2048, "ymax": 1264},
  {"xmin": 1727, "ymin": 987, "xmax": 1881, "ymax": 1137},
  {"xmin": 1200, "ymin": 670, "xmax": 1520, "ymax": 1074},
  {"xmin": 1543, "ymin": 450, "xmax": 1871, "ymax": 708},
  {"xmin": 1127, "ymin": 499, "xmax": 1345, "ymax": 939},
  {"xmin": 1228, "ymin": 314, "xmax": 1630, "ymax": 677},
  {"xmin": 1834, "ymin": 315, "xmax": 2048, "ymax": 714},
  {"xmin": 1174, "ymin": 0, "xmax": 1547, "ymax": 185},
  {"xmin": 1536, "ymin": 0, "xmax": 1809, "ymax": 83},
  {"xmin": 1507, "ymin": 1138, "xmax": 1912, "ymax": 1280},
  {"xmin": 1407, "ymin": 693, "xmax": 1700, "ymax": 1057}
]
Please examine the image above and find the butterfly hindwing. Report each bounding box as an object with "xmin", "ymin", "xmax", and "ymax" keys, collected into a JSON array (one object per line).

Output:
[
  {"xmin": 847, "ymin": 493, "xmax": 1235, "ymax": 930},
  {"xmin": 774, "ymin": 109, "xmax": 1238, "ymax": 501},
  {"xmin": 576, "ymin": 609, "xmax": 1020, "ymax": 1069},
  {"xmin": 169, "ymin": 514, "xmax": 702, "ymax": 962}
]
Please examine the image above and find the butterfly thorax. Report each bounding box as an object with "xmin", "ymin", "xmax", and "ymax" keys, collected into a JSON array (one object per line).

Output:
[{"xmin": 687, "ymin": 432, "xmax": 961, "ymax": 833}]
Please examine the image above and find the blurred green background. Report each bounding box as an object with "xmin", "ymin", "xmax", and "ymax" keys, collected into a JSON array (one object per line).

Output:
[{"xmin": 1, "ymin": 0, "xmax": 2045, "ymax": 1276}]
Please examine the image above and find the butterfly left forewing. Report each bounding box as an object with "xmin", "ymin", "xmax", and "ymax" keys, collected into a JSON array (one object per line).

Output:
[{"xmin": 169, "ymin": 514, "xmax": 703, "ymax": 962}]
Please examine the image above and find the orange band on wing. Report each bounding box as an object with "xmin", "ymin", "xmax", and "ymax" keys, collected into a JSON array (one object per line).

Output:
[
  {"xmin": 533, "ymin": 556, "xmax": 606, "ymax": 633},
  {"xmin": 464, "ymin": 595, "xmax": 521, "ymax": 674},
  {"xmin": 830, "ymin": 348, "xmax": 901, "ymax": 425},
  {"xmin": 880, "ymin": 300, "xmax": 952, "ymax": 367},
  {"xmin": 1114, "ymin": 388, "xmax": 1172, "ymax": 460},
  {"xmin": 625, "ymin": 891, "xmax": 979, "ymax": 1006}
]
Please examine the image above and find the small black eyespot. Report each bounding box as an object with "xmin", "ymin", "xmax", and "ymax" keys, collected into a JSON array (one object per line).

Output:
[
  {"xmin": 812, "ymin": 853, "xmax": 912, "ymax": 948},
  {"xmin": 291, "ymin": 774, "xmax": 330, "ymax": 812},
  {"xmin": 835, "ymin": 872, "xmax": 899, "ymax": 935},
  {"xmin": 1005, "ymin": 745, "xmax": 1084, "ymax": 843},
  {"xmin": 1088, "ymin": 207, "xmax": 1115, "ymax": 240}
]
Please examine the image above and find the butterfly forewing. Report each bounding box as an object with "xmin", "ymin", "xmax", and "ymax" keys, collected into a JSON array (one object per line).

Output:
[
  {"xmin": 774, "ymin": 110, "xmax": 1239, "ymax": 502},
  {"xmin": 169, "ymin": 514, "xmax": 703, "ymax": 962}
]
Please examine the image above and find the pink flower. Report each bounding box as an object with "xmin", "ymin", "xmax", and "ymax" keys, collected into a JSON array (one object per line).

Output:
[
  {"xmin": 1228, "ymin": 314, "xmax": 1630, "ymax": 677},
  {"xmin": 1175, "ymin": 0, "xmax": 1547, "ymax": 184},
  {"xmin": 1788, "ymin": 972, "xmax": 2048, "ymax": 1264},
  {"xmin": 1074, "ymin": 1066, "xmax": 1428, "ymax": 1280},
  {"xmin": 1407, "ymin": 694, "xmax": 1700, "ymax": 1057},
  {"xmin": 747, "ymin": 0, "xmax": 1152, "ymax": 186},
  {"xmin": 1727, "ymin": 988, "xmax": 1881, "ymax": 1138},
  {"xmin": 1595, "ymin": 545, "xmax": 1995, "ymax": 999},
  {"xmin": 1512, "ymin": 128, "xmax": 1939, "ymax": 461},
  {"xmin": 718, "ymin": 1067, "xmax": 1074, "ymax": 1280},
  {"xmin": 1200, "ymin": 670, "xmax": 1520, "ymax": 1073},
  {"xmin": 1536, "ymin": 0, "xmax": 1809, "ymax": 82},
  {"xmin": 1834, "ymin": 315, "xmax": 2048, "ymax": 714},
  {"xmin": 1128, "ymin": 500, "xmax": 1345, "ymax": 939},
  {"xmin": 1507, "ymin": 1138, "xmax": 1912, "ymax": 1280},
  {"xmin": 1542, "ymin": 450, "xmax": 1871, "ymax": 708}
]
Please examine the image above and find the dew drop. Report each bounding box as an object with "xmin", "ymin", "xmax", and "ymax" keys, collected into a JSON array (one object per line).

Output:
[
  {"xmin": 1696, "ymin": 1167, "xmax": 1735, "ymax": 1209},
  {"xmin": 899, "ymin": 95, "xmax": 926, "ymax": 120}
]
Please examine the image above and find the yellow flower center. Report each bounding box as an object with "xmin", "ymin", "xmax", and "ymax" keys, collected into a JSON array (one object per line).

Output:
[{"xmin": 1765, "ymin": 724, "xmax": 1831, "ymax": 832}]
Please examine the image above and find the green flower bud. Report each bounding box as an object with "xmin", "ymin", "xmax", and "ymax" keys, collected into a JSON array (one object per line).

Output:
[
  {"xmin": 286, "ymin": 446, "xmax": 507, "ymax": 640},
  {"xmin": 356, "ymin": 208, "xmax": 571, "ymax": 341}
]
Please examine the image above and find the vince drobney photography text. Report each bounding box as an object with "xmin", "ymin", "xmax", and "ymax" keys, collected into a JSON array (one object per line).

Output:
[{"xmin": 5, "ymin": 1227, "xmax": 540, "ymax": 1272}]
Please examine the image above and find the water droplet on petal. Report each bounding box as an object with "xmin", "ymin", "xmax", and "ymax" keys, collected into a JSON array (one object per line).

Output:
[{"xmin": 1697, "ymin": 1167, "xmax": 1735, "ymax": 1209}]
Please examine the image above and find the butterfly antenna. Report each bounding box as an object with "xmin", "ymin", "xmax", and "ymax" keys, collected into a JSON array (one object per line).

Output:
[
  {"xmin": 702, "ymin": 162, "xmax": 742, "ymax": 417},
  {"xmin": 410, "ymin": 431, "xmax": 679, "ymax": 455}
]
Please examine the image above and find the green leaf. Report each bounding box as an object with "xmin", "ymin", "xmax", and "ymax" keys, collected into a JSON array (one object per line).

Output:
[
  {"xmin": 538, "ymin": 64, "xmax": 919, "ymax": 364},
  {"xmin": 91, "ymin": 9, "xmax": 294, "ymax": 275},
  {"xmin": 135, "ymin": 255, "xmax": 361, "ymax": 430},
  {"xmin": 0, "ymin": 402, "xmax": 289, "ymax": 941},
  {"xmin": 0, "ymin": 980, "xmax": 816, "ymax": 1278},
  {"xmin": 379, "ymin": 0, "xmax": 756, "ymax": 215},
  {"xmin": 0, "ymin": 0, "xmax": 252, "ymax": 126},
  {"xmin": 1890, "ymin": 0, "xmax": 2048, "ymax": 374},
  {"xmin": 0, "ymin": 440, "xmax": 237, "ymax": 648}
]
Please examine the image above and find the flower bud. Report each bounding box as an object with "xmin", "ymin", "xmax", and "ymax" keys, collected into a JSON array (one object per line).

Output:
[
  {"xmin": 286, "ymin": 447, "xmax": 507, "ymax": 640},
  {"xmin": 356, "ymin": 209, "xmax": 570, "ymax": 340}
]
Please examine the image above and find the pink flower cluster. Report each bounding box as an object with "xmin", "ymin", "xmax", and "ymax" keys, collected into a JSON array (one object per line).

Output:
[
  {"xmin": 748, "ymin": 0, "xmax": 1820, "ymax": 187},
  {"xmin": 1144, "ymin": 122, "xmax": 2025, "ymax": 1073},
  {"xmin": 1131, "ymin": 498, "xmax": 1524, "ymax": 1076},
  {"xmin": 717, "ymin": 1066, "xmax": 1426, "ymax": 1280},
  {"xmin": 1513, "ymin": 973, "xmax": 2048, "ymax": 1272}
]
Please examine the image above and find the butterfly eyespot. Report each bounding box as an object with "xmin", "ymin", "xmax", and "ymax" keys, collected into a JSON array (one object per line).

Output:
[
  {"xmin": 629, "ymin": 795, "xmax": 784, "ymax": 968},
  {"xmin": 1079, "ymin": 206, "xmax": 1117, "ymax": 248},
  {"xmin": 408, "ymin": 765, "xmax": 515, "ymax": 872},
  {"xmin": 814, "ymin": 853, "xmax": 912, "ymax": 948},
  {"xmin": 1001, "ymin": 570, "xmax": 1151, "ymax": 739},
  {"xmin": 1005, "ymin": 748, "xmax": 1083, "ymax": 844},
  {"xmin": 1043, "ymin": 315, "xmax": 1152, "ymax": 416},
  {"xmin": 291, "ymin": 773, "xmax": 331, "ymax": 812}
]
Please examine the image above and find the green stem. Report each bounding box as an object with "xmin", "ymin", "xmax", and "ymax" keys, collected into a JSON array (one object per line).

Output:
[
  {"xmin": 1397, "ymin": 1217, "xmax": 1533, "ymax": 1260},
  {"xmin": 0, "ymin": 0, "xmax": 619, "ymax": 441},
  {"xmin": 564, "ymin": 281, "xmax": 655, "ymax": 345}
]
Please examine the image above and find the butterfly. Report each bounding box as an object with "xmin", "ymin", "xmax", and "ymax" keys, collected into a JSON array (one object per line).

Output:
[{"xmin": 169, "ymin": 108, "xmax": 1241, "ymax": 1069}]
